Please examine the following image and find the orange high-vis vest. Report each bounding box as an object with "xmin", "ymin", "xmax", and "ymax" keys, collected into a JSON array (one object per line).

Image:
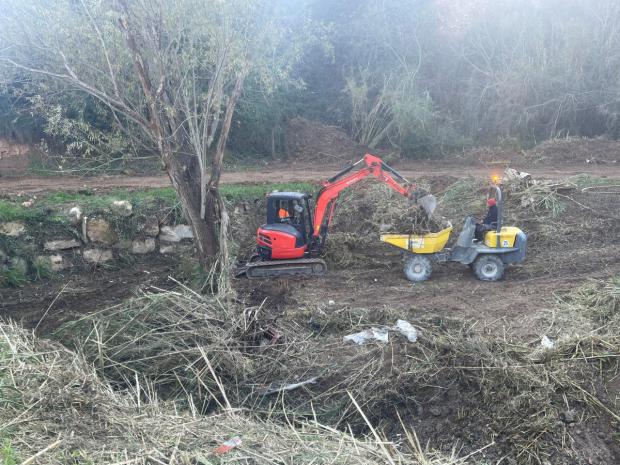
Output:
[{"xmin": 278, "ymin": 208, "xmax": 288, "ymax": 219}]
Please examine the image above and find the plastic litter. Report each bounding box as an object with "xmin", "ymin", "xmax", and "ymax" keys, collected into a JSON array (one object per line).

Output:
[
  {"xmin": 541, "ymin": 335, "xmax": 555, "ymax": 349},
  {"xmin": 214, "ymin": 436, "xmax": 242, "ymax": 455},
  {"xmin": 343, "ymin": 327, "xmax": 389, "ymax": 345},
  {"xmin": 395, "ymin": 319, "xmax": 418, "ymax": 342},
  {"xmin": 343, "ymin": 319, "xmax": 419, "ymax": 345}
]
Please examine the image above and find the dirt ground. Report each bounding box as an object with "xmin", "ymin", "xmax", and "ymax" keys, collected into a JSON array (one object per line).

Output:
[
  {"xmin": 1, "ymin": 153, "xmax": 619, "ymax": 464},
  {"xmin": 1, "ymin": 161, "xmax": 619, "ymax": 195}
]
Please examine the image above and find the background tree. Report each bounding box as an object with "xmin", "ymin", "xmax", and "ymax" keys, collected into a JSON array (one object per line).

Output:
[{"xmin": 0, "ymin": 0, "xmax": 313, "ymax": 271}]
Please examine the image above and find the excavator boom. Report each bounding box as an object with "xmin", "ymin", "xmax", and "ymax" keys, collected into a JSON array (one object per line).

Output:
[{"xmin": 310, "ymin": 154, "xmax": 435, "ymax": 252}]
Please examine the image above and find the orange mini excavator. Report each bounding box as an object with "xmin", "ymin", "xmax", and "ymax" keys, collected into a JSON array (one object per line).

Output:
[{"xmin": 240, "ymin": 154, "xmax": 436, "ymax": 278}]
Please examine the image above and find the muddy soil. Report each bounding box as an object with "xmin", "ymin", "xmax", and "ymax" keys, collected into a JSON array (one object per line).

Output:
[
  {"xmin": 0, "ymin": 161, "xmax": 618, "ymax": 464},
  {"xmin": 0, "ymin": 255, "xmax": 176, "ymax": 334}
]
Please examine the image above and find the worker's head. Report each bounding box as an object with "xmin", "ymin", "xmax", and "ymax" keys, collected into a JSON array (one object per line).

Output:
[{"xmin": 487, "ymin": 198, "xmax": 497, "ymax": 207}]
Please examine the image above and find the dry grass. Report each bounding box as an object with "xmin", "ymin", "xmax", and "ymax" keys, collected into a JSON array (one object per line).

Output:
[
  {"xmin": 1, "ymin": 322, "xmax": 463, "ymax": 465},
  {"xmin": 47, "ymin": 278, "xmax": 620, "ymax": 464}
]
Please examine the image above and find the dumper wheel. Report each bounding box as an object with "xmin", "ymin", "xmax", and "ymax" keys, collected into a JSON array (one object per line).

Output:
[
  {"xmin": 404, "ymin": 255, "xmax": 432, "ymax": 282},
  {"xmin": 473, "ymin": 255, "xmax": 504, "ymax": 281}
]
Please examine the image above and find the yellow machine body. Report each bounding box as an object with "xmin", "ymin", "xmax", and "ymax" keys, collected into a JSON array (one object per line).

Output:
[
  {"xmin": 380, "ymin": 226, "xmax": 453, "ymax": 254},
  {"xmin": 484, "ymin": 227, "xmax": 521, "ymax": 248}
]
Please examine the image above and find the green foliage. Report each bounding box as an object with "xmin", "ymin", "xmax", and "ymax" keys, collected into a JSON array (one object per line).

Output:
[
  {"xmin": 0, "ymin": 439, "xmax": 19, "ymax": 465},
  {"xmin": 31, "ymin": 256, "xmax": 53, "ymax": 281},
  {"xmin": 0, "ymin": 266, "xmax": 27, "ymax": 288}
]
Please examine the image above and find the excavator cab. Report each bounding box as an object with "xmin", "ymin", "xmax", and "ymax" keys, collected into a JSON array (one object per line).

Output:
[{"xmin": 257, "ymin": 192, "xmax": 313, "ymax": 260}]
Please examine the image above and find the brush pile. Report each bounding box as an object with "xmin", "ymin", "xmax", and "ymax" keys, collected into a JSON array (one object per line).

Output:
[
  {"xmin": 330, "ymin": 181, "xmax": 447, "ymax": 235},
  {"xmin": 1, "ymin": 322, "xmax": 453, "ymax": 465},
  {"xmin": 54, "ymin": 288, "xmax": 260, "ymax": 409},
  {"xmin": 51, "ymin": 278, "xmax": 620, "ymax": 464}
]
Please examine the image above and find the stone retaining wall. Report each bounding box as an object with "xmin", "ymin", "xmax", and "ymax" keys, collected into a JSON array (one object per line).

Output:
[{"xmin": 0, "ymin": 199, "xmax": 194, "ymax": 279}]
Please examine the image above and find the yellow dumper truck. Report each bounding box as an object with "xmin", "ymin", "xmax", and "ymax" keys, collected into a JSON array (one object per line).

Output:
[{"xmin": 381, "ymin": 186, "xmax": 527, "ymax": 282}]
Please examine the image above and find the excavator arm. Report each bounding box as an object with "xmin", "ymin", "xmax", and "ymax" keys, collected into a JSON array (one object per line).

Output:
[{"xmin": 310, "ymin": 154, "xmax": 435, "ymax": 251}]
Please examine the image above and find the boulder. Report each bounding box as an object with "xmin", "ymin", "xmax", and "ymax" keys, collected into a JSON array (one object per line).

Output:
[
  {"xmin": 35, "ymin": 255, "xmax": 66, "ymax": 272},
  {"xmin": 111, "ymin": 200, "xmax": 133, "ymax": 216},
  {"xmin": 87, "ymin": 218, "xmax": 118, "ymax": 244},
  {"xmin": 159, "ymin": 225, "xmax": 193, "ymax": 242},
  {"xmin": 48, "ymin": 255, "xmax": 65, "ymax": 271},
  {"xmin": 0, "ymin": 221, "xmax": 26, "ymax": 237},
  {"xmin": 132, "ymin": 238, "xmax": 156, "ymax": 254},
  {"xmin": 44, "ymin": 239, "xmax": 81, "ymax": 251},
  {"xmin": 83, "ymin": 248, "xmax": 114, "ymax": 264},
  {"xmin": 139, "ymin": 217, "xmax": 160, "ymax": 237},
  {"xmin": 68, "ymin": 206, "xmax": 83, "ymax": 224},
  {"xmin": 159, "ymin": 243, "xmax": 193, "ymax": 254}
]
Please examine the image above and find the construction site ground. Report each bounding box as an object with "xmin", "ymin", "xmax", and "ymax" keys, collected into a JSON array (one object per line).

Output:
[
  {"xmin": 1, "ymin": 148, "xmax": 619, "ymax": 464},
  {"xmin": 2, "ymin": 158, "xmax": 618, "ymax": 339}
]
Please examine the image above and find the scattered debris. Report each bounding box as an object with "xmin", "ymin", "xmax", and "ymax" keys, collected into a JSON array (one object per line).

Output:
[
  {"xmin": 560, "ymin": 409, "xmax": 577, "ymax": 424},
  {"xmin": 395, "ymin": 319, "xmax": 419, "ymax": 342},
  {"xmin": 344, "ymin": 319, "xmax": 420, "ymax": 345},
  {"xmin": 263, "ymin": 377, "xmax": 319, "ymax": 395},
  {"xmin": 344, "ymin": 327, "xmax": 390, "ymax": 345},
  {"xmin": 213, "ymin": 436, "xmax": 243, "ymax": 455},
  {"xmin": 541, "ymin": 335, "xmax": 555, "ymax": 349}
]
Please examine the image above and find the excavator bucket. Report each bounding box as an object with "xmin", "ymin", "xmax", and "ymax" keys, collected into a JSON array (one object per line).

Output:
[{"xmin": 416, "ymin": 192, "xmax": 437, "ymax": 217}]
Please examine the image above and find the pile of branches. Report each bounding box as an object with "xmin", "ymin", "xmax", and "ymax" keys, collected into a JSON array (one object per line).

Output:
[
  {"xmin": 54, "ymin": 287, "xmax": 261, "ymax": 410},
  {"xmin": 50, "ymin": 279, "xmax": 619, "ymax": 464},
  {"xmin": 1, "ymin": 322, "xmax": 449, "ymax": 465},
  {"xmin": 330, "ymin": 181, "xmax": 447, "ymax": 236}
]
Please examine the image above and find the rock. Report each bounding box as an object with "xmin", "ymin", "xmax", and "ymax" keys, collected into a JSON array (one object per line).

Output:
[
  {"xmin": 0, "ymin": 221, "xmax": 26, "ymax": 237},
  {"xmin": 83, "ymin": 248, "xmax": 113, "ymax": 264},
  {"xmin": 68, "ymin": 206, "xmax": 83, "ymax": 224},
  {"xmin": 35, "ymin": 255, "xmax": 66, "ymax": 271},
  {"xmin": 159, "ymin": 243, "xmax": 193, "ymax": 255},
  {"xmin": 111, "ymin": 200, "xmax": 133, "ymax": 216},
  {"xmin": 159, "ymin": 243, "xmax": 176, "ymax": 254},
  {"xmin": 560, "ymin": 409, "xmax": 577, "ymax": 424},
  {"xmin": 87, "ymin": 219, "xmax": 118, "ymax": 244},
  {"xmin": 44, "ymin": 239, "xmax": 81, "ymax": 251},
  {"xmin": 48, "ymin": 255, "xmax": 65, "ymax": 271},
  {"xmin": 159, "ymin": 225, "xmax": 193, "ymax": 242},
  {"xmin": 139, "ymin": 217, "xmax": 160, "ymax": 237},
  {"xmin": 132, "ymin": 238, "xmax": 156, "ymax": 254}
]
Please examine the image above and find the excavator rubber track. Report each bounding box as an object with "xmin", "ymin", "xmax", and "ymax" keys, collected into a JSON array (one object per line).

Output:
[{"xmin": 241, "ymin": 258, "xmax": 327, "ymax": 279}]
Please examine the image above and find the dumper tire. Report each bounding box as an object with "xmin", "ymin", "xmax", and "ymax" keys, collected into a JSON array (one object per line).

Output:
[
  {"xmin": 473, "ymin": 255, "xmax": 505, "ymax": 281},
  {"xmin": 404, "ymin": 255, "xmax": 432, "ymax": 282}
]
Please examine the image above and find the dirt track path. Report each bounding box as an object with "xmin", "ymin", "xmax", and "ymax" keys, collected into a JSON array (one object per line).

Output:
[{"xmin": 1, "ymin": 162, "xmax": 619, "ymax": 194}]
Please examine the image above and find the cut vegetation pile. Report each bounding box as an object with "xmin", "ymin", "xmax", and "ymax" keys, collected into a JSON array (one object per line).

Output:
[
  {"xmin": 50, "ymin": 278, "xmax": 620, "ymax": 464},
  {"xmin": 0, "ymin": 322, "xmax": 455, "ymax": 465}
]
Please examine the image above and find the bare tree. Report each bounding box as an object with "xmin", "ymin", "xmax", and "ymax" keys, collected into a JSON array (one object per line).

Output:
[{"xmin": 0, "ymin": 0, "xmax": 306, "ymax": 273}]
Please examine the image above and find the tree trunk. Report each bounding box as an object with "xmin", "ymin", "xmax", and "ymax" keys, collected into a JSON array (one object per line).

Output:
[{"xmin": 163, "ymin": 151, "xmax": 219, "ymax": 270}]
